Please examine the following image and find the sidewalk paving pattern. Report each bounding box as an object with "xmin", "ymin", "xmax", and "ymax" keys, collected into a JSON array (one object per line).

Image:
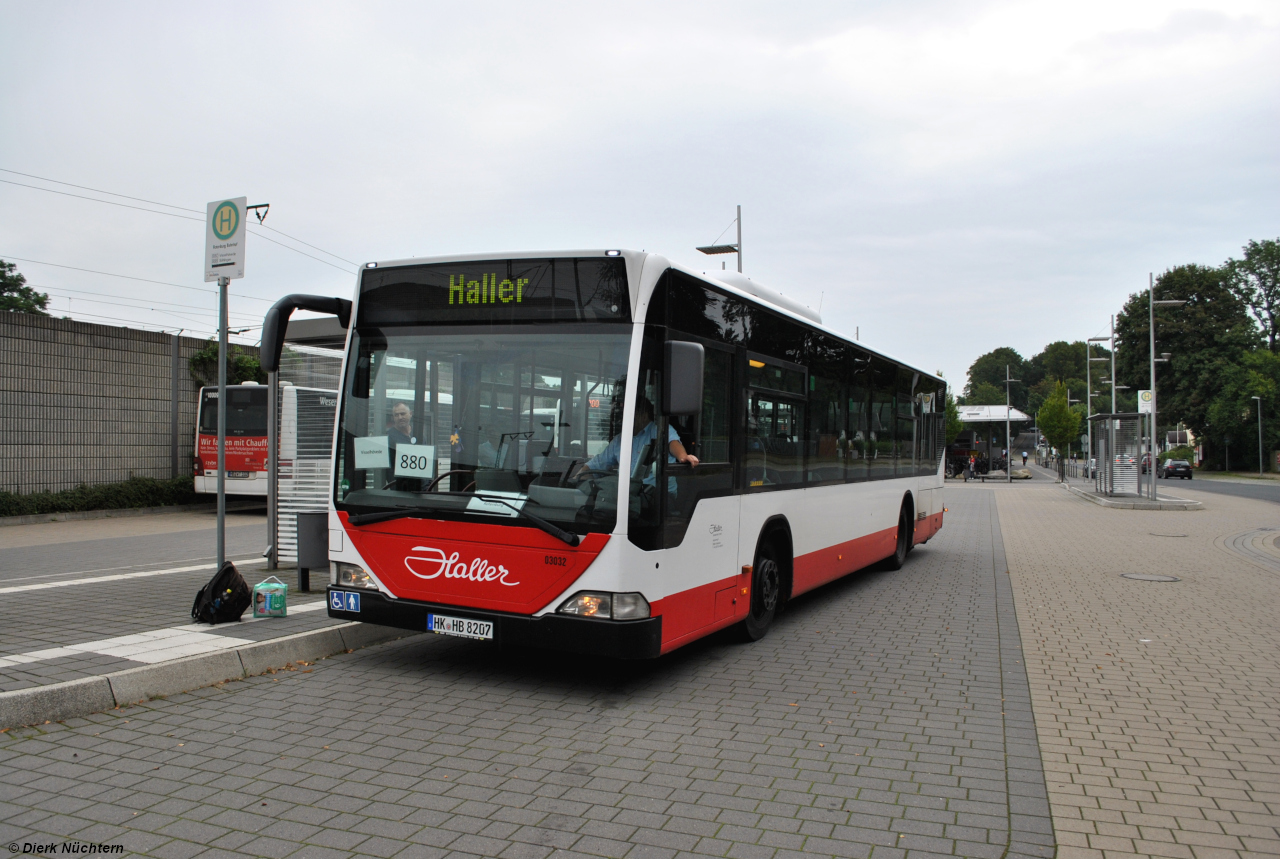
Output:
[
  {"xmin": 0, "ymin": 514, "xmax": 349, "ymax": 694},
  {"xmin": 0, "ymin": 490, "xmax": 1055, "ymax": 859},
  {"xmin": 995, "ymin": 481, "xmax": 1280, "ymax": 859}
]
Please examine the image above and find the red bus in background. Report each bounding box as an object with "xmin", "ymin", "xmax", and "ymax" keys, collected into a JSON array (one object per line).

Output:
[{"xmin": 193, "ymin": 384, "xmax": 269, "ymax": 496}]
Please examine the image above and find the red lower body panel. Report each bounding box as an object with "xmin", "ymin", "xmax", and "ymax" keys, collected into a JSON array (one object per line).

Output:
[
  {"xmin": 651, "ymin": 569, "xmax": 750, "ymax": 654},
  {"xmin": 652, "ymin": 509, "xmax": 947, "ymax": 653},
  {"xmin": 791, "ymin": 525, "xmax": 899, "ymax": 597},
  {"xmin": 914, "ymin": 512, "xmax": 944, "ymax": 545}
]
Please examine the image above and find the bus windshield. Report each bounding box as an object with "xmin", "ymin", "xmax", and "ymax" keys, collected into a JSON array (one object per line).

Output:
[
  {"xmin": 335, "ymin": 325, "xmax": 632, "ymax": 536},
  {"xmin": 199, "ymin": 387, "xmax": 268, "ymax": 436}
]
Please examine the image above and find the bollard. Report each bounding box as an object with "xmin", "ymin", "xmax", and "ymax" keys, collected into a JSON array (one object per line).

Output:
[{"xmin": 296, "ymin": 510, "xmax": 328, "ymax": 593}]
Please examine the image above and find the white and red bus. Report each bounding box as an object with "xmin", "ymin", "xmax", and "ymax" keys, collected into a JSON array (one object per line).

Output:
[
  {"xmin": 262, "ymin": 252, "xmax": 946, "ymax": 658},
  {"xmin": 194, "ymin": 383, "xmax": 269, "ymax": 495}
]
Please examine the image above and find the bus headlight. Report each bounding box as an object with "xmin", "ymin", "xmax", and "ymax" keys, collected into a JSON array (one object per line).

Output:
[
  {"xmin": 558, "ymin": 592, "xmax": 611, "ymax": 618},
  {"xmin": 556, "ymin": 592, "xmax": 649, "ymax": 620},
  {"xmin": 331, "ymin": 562, "xmax": 375, "ymax": 588},
  {"xmin": 612, "ymin": 592, "xmax": 650, "ymax": 620}
]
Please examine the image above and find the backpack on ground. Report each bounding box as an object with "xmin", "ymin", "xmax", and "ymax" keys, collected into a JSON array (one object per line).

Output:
[{"xmin": 191, "ymin": 561, "xmax": 251, "ymax": 624}]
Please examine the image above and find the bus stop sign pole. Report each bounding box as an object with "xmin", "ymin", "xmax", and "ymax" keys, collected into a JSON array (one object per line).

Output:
[
  {"xmin": 205, "ymin": 197, "xmax": 249, "ymax": 570},
  {"xmin": 217, "ymin": 276, "xmax": 228, "ymax": 568}
]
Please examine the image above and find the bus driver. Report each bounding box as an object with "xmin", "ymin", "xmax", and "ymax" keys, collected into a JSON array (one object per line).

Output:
[{"xmin": 576, "ymin": 396, "xmax": 698, "ymax": 482}]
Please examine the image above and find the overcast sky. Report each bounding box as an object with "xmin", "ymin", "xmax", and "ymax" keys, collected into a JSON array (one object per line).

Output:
[{"xmin": 2, "ymin": 1, "xmax": 1277, "ymax": 387}]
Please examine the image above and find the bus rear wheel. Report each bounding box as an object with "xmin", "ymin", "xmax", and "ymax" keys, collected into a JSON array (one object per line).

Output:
[{"xmin": 739, "ymin": 542, "xmax": 781, "ymax": 641}]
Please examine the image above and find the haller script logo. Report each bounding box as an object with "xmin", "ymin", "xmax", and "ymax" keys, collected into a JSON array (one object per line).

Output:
[{"xmin": 405, "ymin": 546, "xmax": 521, "ymax": 587}]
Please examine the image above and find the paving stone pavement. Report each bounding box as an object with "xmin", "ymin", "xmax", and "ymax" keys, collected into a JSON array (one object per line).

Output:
[
  {"xmin": 0, "ymin": 512, "xmax": 345, "ymax": 693},
  {"xmin": 991, "ymin": 480, "xmax": 1280, "ymax": 859},
  {"xmin": 0, "ymin": 488, "xmax": 1053, "ymax": 859}
]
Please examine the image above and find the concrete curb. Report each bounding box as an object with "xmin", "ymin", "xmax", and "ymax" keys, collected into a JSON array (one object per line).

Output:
[
  {"xmin": 108, "ymin": 651, "xmax": 246, "ymax": 706},
  {"xmin": 1062, "ymin": 482, "xmax": 1204, "ymax": 511},
  {"xmin": 0, "ymin": 622, "xmax": 415, "ymax": 730},
  {"xmin": 0, "ymin": 676, "xmax": 116, "ymax": 728}
]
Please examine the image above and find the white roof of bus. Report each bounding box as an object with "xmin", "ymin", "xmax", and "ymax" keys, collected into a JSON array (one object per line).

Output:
[{"xmin": 360, "ymin": 250, "xmax": 945, "ymax": 389}]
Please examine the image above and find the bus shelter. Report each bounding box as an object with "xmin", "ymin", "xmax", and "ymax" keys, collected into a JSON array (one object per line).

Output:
[
  {"xmin": 1089, "ymin": 413, "xmax": 1141, "ymax": 496},
  {"xmin": 948, "ymin": 405, "xmax": 1031, "ymax": 475}
]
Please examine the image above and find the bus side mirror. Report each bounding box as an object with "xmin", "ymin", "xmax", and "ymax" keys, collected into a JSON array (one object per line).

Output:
[
  {"xmin": 664, "ymin": 340, "xmax": 704, "ymax": 416},
  {"xmin": 261, "ymin": 294, "xmax": 352, "ymax": 373}
]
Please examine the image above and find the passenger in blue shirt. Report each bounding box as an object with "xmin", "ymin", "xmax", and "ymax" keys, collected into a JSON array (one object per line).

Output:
[{"xmin": 578, "ymin": 397, "xmax": 698, "ymax": 481}]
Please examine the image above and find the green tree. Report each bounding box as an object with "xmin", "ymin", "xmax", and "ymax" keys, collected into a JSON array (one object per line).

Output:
[
  {"xmin": 1030, "ymin": 340, "xmax": 1086, "ymax": 384},
  {"xmin": 189, "ymin": 341, "xmax": 266, "ymax": 387},
  {"xmin": 1203, "ymin": 348, "xmax": 1280, "ymax": 471},
  {"xmin": 1037, "ymin": 382, "xmax": 1080, "ymax": 481},
  {"xmin": 0, "ymin": 259, "xmax": 50, "ymax": 315},
  {"xmin": 944, "ymin": 390, "xmax": 963, "ymax": 446},
  {"xmin": 1225, "ymin": 238, "xmax": 1280, "ymax": 352},
  {"xmin": 966, "ymin": 381, "xmax": 1006, "ymax": 405},
  {"xmin": 1115, "ymin": 264, "xmax": 1260, "ymax": 443},
  {"xmin": 965, "ymin": 347, "xmax": 1027, "ymax": 410}
]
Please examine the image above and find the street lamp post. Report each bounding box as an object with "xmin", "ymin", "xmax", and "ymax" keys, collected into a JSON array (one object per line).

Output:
[
  {"xmin": 1253, "ymin": 396, "xmax": 1263, "ymax": 477},
  {"xmin": 1110, "ymin": 315, "xmax": 1117, "ymax": 414},
  {"xmin": 1150, "ymin": 272, "xmax": 1187, "ymax": 501},
  {"xmin": 1087, "ymin": 335, "xmax": 1110, "ymax": 474},
  {"xmin": 1005, "ymin": 364, "xmax": 1020, "ymax": 483},
  {"xmin": 1067, "ymin": 389, "xmax": 1080, "ymax": 476},
  {"xmin": 696, "ymin": 205, "xmax": 742, "ymax": 273}
]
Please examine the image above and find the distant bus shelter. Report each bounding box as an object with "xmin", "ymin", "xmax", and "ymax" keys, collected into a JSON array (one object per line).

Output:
[
  {"xmin": 1089, "ymin": 413, "xmax": 1142, "ymax": 496},
  {"xmin": 950, "ymin": 405, "xmax": 1032, "ymax": 474}
]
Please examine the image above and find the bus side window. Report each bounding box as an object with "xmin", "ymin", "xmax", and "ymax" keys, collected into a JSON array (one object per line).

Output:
[
  {"xmin": 663, "ymin": 345, "xmax": 733, "ymax": 547},
  {"xmin": 869, "ymin": 359, "xmax": 896, "ymax": 481},
  {"xmin": 896, "ymin": 368, "xmax": 916, "ymax": 477}
]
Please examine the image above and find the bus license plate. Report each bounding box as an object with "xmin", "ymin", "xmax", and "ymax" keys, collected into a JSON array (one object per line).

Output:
[
  {"xmin": 227, "ymin": 471, "xmax": 252, "ymax": 479},
  {"xmin": 427, "ymin": 613, "xmax": 493, "ymax": 640}
]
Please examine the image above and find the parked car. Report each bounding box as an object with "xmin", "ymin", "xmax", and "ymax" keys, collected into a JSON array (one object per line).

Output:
[
  {"xmin": 1161, "ymin": 459, "xmax": 1193, "ymax": 479},
  {"xmin": 1140, "ymin": 453, "xmax": 1152, "ymax": 474}
]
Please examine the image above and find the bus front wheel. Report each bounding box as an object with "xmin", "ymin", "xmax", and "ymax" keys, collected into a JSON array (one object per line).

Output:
[
  {"xmin": 739, "ymin": 542, "xmax": 781, "ymax": 641},
  {"xmin": 883, "ymin": 502, "xmax": 911, "ymax": 571}
]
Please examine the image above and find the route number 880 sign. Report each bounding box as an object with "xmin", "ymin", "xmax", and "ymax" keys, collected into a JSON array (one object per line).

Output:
[{"xmin": 394, "ymin": 444, "xmax": 436, "ymax": 478}]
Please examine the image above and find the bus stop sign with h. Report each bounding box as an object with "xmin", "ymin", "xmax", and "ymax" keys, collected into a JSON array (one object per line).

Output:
[{"xmin": 204, "ymin": 198, "xmax": 248, "ymax": 570}]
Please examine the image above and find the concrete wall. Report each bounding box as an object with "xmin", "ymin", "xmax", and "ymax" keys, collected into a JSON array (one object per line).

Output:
[{"xmin": 0, "ymin": 313, "xmax": 230, "ymax": 494}]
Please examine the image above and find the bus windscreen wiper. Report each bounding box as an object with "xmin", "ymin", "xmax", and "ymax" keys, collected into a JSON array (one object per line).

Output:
[
  {"xmin": 466, "ymin": 494, "xmax": 580, "ymax": 547},
  {"xmin": 346, "ymin": 495, "xmax": 579, "ymax": 546},
  {"xmin": 346, "ymin": 506, "xmax": 435, "ymax": 526}
]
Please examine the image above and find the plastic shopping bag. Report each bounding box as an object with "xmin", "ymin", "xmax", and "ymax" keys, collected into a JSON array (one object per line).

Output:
[{"xmin": 252, "ymin": 576, "xmax": 288, "ymax": 618}]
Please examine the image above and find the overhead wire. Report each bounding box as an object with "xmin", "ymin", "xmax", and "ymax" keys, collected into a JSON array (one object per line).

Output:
[
  {"xmin": 35, "ymin": 283, "xmax": 259, "ymax": 315},
  {"xmin": 0, "ymin": 167, "xmax": 358, "ymax": 267},
  {"xmin": 0, "ymin": 255, "xmax": 275, "ymax": 303},
  {"xmin": 39, "ymin": 293, "xmax": 262, "ymax": 329},
  {"xmin": 52, "ymin": 307, "xmax": 260, "ymax": 333},
  {"xmin": 2, "ymin": 178, "xmax": 354, "ymax": 273},
  {"xmin": 57, "ymin": 311, "xmax": 260, "ymax": 343},
  {"xmin": 0, "ymin": 178, "xmax": 205, "ymax": 222}
]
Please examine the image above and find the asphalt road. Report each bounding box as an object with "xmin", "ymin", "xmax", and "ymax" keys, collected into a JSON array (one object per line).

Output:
[
  {"xmin": 0, "ymin": 507, "xmax": 265, "ymax": 585},
  {"xmin": 1174, "ymin": 476, "xmax": 1280, "ymax": 504}
]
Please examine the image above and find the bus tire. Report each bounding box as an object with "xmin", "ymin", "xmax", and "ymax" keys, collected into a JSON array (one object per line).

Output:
[
  {"xmin": 739, "ymin": 541, "xmax": 782, "ymax": 641},
  {"xmin": 883, "ymin": 499, "xmax": 912, "ymax": 571}
]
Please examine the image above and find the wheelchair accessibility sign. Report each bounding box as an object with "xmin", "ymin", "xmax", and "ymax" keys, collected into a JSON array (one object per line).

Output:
[{"xmin": 330, "ymin": 591, "xmax": 361, "ymax": 612}]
